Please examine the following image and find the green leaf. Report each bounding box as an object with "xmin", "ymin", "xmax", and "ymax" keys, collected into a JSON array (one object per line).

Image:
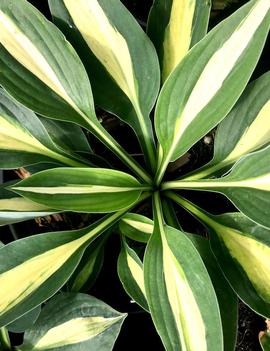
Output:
[
  {"xmin": 39, "ymin": 117, "xmax": 92, "ymax": 154},
  {"xmin": 163, "ymin": 145, "xmax": 270, "ymax": 228},
  {"xmin": 0, "ymin": 182, "xmax": 56, "ymax": 226},
  {"xmin": 67, "ymin": 235, "xmax": 107, "ymax": 292},
  {"xmin": 186, "ymin": 71, "xmax": 270, "ymax": 180},
  {"xmin": 10, "ymin": 168, "xmax": 149, "ymax": 213},
  {"xmin": 0, "ymin": 89, "xmax": 88, "ymax": 169},
  {"xmin": 147, "ymin": 0, "xmax": 211, "ymax": 82},
  {"xmin": 188, "ymin": 234, "xmax": 238, "ymax": 351},
  {"xmin": 117, "ymin": 237, "xmax": 148, "ymax": 311},
  {"xmin": 118, "ymin": 213, "xmax": 153, "ymax": 243},
  {"xmin": 155, "ymin": 0, "xmax": 270, "ymax": 184},
  {"xmin": 260, "ymin": 322, "xmax": 270, "ymax": 351},
  {"xmin": 144, "ymin": 193, "xmax": 223, "ymax": 351},
  {"xmin": 0, "ymin": 209, "xmax": 127, "ymax": 328},
  {"xmin": 0, "ymin": 0, "xmax": 151, "ymax": 183},
  {"xmin": 17, "ymin": 293, "xmax": 126, "ymax": 351},
  {"xmin": 167, "ymin": 193, "xmax": 270, "ymax": 318},
  {"xmin": 49, "ymin": 0, "xmax": 159, "ymax": 172},
  {"xmin": 121, "ymin": 208, "xmax": 237, "ymax": 350},
  {"xmin": 7, "ymin": 305, "xmax": 41, "ymax": 333}
]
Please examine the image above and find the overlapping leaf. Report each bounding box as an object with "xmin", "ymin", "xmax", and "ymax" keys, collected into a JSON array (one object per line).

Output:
[
  {"xmin": 67, "ymin": 235, "xmax": 107, "ymax": 292},
  {"xmin": 0, "ymin": 0, "xmax": 150, "ymax": 183},
  {"xmin": 0, "ymin": 89, "xmax": 87, "ymax": 169},
  {"xmin": 117, "ymin": 237, "xmax": 148, "ymax": 311},
  {"xmin": 0, "ymin": 210, "xmax": 126, "ymax": 328},
  {"xmin": 155, "ymin": 0, "xmax": 270, "ymax": 183},
  {"xmin": 167, "ymin": 193, "xmax": 270, "ymax": 318},
  {"xmin": 163, "ymin": 145, "xmax": 270, "ymax": 228},
  {"xmin": 120, "ymin": 210, "xmax": 237, "ymax": 350},
  {"xmin": 10, "ymin": 168, "xmax": 148, "ymax": 213},
  {"xmin": 186, "ymin": 71, "xmax": 270, "ymax": 179},
  {"xmin": 119, "ymin": 213, "xmax": 153, "ymax": 243},
  {"xmin": 49, "ymin": 0, "xmax": 159, "ymax": 171},
  {"xmin": 148, "ymin": 0, "xmax": 211, "ymax": 81},
  {"xmin": 144, "ymin": 193, "xmax": 223, "ymax": 351},
  {"xmin": 17, "ymin": 293, "xmax": 126, "ymax": 351},
  {"xmin": 0, "ymin": 183, "xmax": 55, "ymax": 226}
]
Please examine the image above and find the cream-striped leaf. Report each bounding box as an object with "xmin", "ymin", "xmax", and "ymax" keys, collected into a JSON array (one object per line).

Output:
[
  {"xmin": 119, "ymin": 213, "xmax": 153, "ymax": 243},
  {"xmin": 10, "ymin": 168, "xmax": 147, "ymax": 213},
  {"xmin": 163, "ymin": 145, "xmax": 270, "ymax": 228},
  {"xmin": 167, "ymin": 193, "xmax": 270, "ymax": 318},
  {"xmin": 18, "ymin": 293, "xmax": 126, "ymax": 351},
  {"xmin": 0, "ymin": 89, "xmax": 88, "ymax": 169},
  {"xmin": 144, "ymin": 193, "xmax": 223, "ymax": 351},
  {"xmin": 0, "ymin": 183, "xmax": 55, "ymax": 226},
  {"xmin": 49, "ymin": 0, "xmax": 159, "ymax": 172},
  {"xmin": 120, "ymin": 208, "xmax": 237, "ymax": 349},
  {"xmin": 0, "ymin": 0, "xmax": 95, "ymax": 128},
  {"xmin": 186, "ymin": 71, "xmax": 270, "ymax": 180},
  {"xmin": 155, "ymin": 0, "xmax": 270, "ymax": 184},
  {"xmin": 148, "ymin": 0, "xmax": 211, "ymax": 82},
  {"xmin": 117, "ymin": 237, "xmax": 148, "ymax": 311},
  {"xmin": 0, "ymin": 0, "xmax": 150, "ymax": 183},
  {"xmin": 0, "ymin": 209, "xmax": 126, "ymax": 328}
]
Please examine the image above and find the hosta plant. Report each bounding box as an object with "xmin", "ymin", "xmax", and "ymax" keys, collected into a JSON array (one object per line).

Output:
[{"xmin": 0, "ymin": 0, "xmax": 270, "ymax": 350}]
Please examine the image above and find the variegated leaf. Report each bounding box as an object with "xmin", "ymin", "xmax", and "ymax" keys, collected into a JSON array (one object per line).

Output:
[
  {"xmin": 49, "ymin": 0, "xmax": 159, "ymax": 172},
  {"xmin": 0, "ymin": 0, "xmax": 151, "ymax": 183},
  {"xmin": 121, "ymin": 209, "xmax": 237, "ymax": 350},
  {"xmin": 155, "ymin": 0, "xmax": 270, "ymax": 184},
  {"xmin": 17, "ymin": 293, "xmax": 126, "ymax": 351},
  {"xmin": 10, "ymin": 168, "xmax": 148, "ymax": 213},
  {"xmin": 167, "ymin": 193, "xmax": 270, "ymax": 318},
  {"xmin": 148, "ymin": 0, "xmax": 211, "ymax": 81},
  {"xmin": 0, "ymin": 89, "xmax": 88, "ymax": 169},
  {"xmin": 117, "ymin": 237, "xmax": 148, "ymax": 311},
  {"xmin": 144, "ymin": 193, "xmax": 223, "ymax": 351},
  {"xmin": 0, "ymin": 209, "xmax": 126, "ymax": 327},
  {"xmin": 186, "ymin": 71, "xmax": 270, "ymax": 180},
  {"xmin": 0, "ymin": 183, "xmax": 56, "ymax": 226},
  {"xmin": 118, "ymin": 213, "xmax": 153, "ymax": 243},
  {"xmin": 163, "ymin": 145, "xmax": 270, "ymax": 228}
]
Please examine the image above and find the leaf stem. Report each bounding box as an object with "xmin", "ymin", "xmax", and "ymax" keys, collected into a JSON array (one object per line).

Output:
[{"xmin": 164, "ymin": 191, "xmax": 213, "ymax": 226}]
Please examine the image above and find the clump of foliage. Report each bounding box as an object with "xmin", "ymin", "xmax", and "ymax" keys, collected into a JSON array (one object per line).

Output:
[{"xmin": 0, "ymin": 0, "xmax": 269, "ymax": 350}]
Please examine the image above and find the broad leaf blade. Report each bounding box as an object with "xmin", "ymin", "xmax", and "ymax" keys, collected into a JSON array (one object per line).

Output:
[
  {"xmin": 144, "ymin": 194, "xmax": 223, "ymax": 350},
  {"xmin": 117, "ymin": 238, "xmax": 148, "ymax": 311},
  {"xmin": 189, "ymin": 234, "xmax": 238, "ymax": 351},
  {"xmin": 11, "ymin": 168, "xmax": 145, "ymax": 213},
  {"xmin": 167, "ymin": 194, "xmax": 270, "ymax": 318},
  {"xmin": 49, "ymin": 0, "xmax": 159, "ymax": 171},
  {"xmin": 0, "ymin": 89, "xmax": 86, "ymax": 169},
  {"xmin": 148, "ymin": 0, "xmax": 211, "ymax": 82},
  {"xmin": 0, "ymin": 210, "xmax": 126, "ymax": 327},
  {"xmin": 155, "ymin": 0, "xmax": 270, "ymax": 182},
  {"xmin": 18, "ymin": 293, "xmax": 126, "ymax": 351},
  {"xmin": 0, "ymin": 183, "xmax": 56, "ymax": 226},
  {"xmin": 7, "ymin": 305, "xmax": 41, "ymax": 333},
  {"xmin": 187, "ymin": 71, "xmax": 270, "ymax": 179},
  {"xmin": 0, "ymin": 0, "xmax": 96, "ymax": 129}
]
